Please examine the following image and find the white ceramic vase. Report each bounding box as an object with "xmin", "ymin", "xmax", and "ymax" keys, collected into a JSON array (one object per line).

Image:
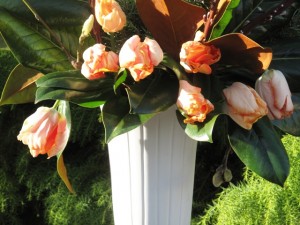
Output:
[{"xmin": 107, "ymin": 106, "xmax": 198, "ymax": 225}]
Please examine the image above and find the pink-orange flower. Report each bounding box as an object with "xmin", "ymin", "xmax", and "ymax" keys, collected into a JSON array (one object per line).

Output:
[
  {"xmin": 119, "ymin": 35, "xmax": 164, "ymax": 81},
  {"xmin": 177, "ymin": 80, "xmax": 214, "ymax": 124},
  {"xmin": 223, "ymin": 82, "xmax": 268, "ymax": 130},
  {"xmin": 180, "ymin": 41, "xmax": 221, "ymax": 75},
  {"xmin": 81, "ymin": 43, "xmax": 119, "ymax": 80},
  {"xmin": 95, "ymin": 0, "xmax": 126, "ymax": 33},
  {"xmin": 255, "ymin": 69, "xmax": 293, "ymax": 120},
  {"xmin": 17, "ymin": 107, "xmax": 69, "ymax": 158}
]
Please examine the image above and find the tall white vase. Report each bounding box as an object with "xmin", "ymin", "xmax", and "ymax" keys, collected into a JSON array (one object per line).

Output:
[{"xmin": 107, "ymin": 106, "xmax": 198, "ymax": 225}]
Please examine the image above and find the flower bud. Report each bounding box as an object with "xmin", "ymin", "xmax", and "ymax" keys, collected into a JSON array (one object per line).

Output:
[
  {"xmin": 255, "ymin": 69, "xmax": 293, "ymax": 120},
  {"xmin": 79, "ymin": 14, "xmax": 94, "ymax": 44},
  {"xmin": 223, "ymin": 82, "xmax": 268, "ymax": 130},
  {"xmin": 177, "ymin": 80, "xmax": 214, "ymax": 124},
  {"xmin": 17, "ymin": 107, "xmax": 69, "ymax": 158},
  {"xmin": 95, "ymin": 0, "xmax": 126, "ymax": 33},
  {"xmin": 180, "ymin": 41, "xmax": 221, "ymax": 75}
]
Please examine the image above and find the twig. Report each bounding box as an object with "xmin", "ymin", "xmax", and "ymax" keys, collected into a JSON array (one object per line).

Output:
[
  {"xmin": 22, "ymin": 0, "xmax": 74, "ymax": 62},
  {"xmin": 240, "ymin": 0, "xmax": 296, "ymax": 35},
  {"xmin": 201, "ymin": 0, "xmax": 221, "ymax": 42}
]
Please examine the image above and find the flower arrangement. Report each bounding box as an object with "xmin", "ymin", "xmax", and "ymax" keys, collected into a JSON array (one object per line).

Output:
[{"xmin": 0, "ymin": 0, "xmax": 299, "ymax": 192}]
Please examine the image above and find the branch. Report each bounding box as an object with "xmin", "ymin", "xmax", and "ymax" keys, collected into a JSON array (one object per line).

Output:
[
  {"xmin": 240, "ymin": 0, "xmax": 296, "ymax": 35},
  {"xmin": 22, "ymin": 0, "xmax": 74, "ymax": 62}
]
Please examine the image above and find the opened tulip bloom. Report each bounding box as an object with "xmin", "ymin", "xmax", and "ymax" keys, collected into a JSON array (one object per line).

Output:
[
  {"xmin": 94, "ymin": 0, "xmax": 126, "ymax": 33},
  {"xmin": 255, "ymin": 69, "xmax": 293, "ymax": 120},
  {"xmin": 17, "ymin": 107, "xmax": 69, "ymax": 158},
  {"xmin": 223, "ymin": 82, "xmax": 268, "ymax": 130},
  {"xmin": 180, "ymin": 41, "xmax": 221, "ymax": 75},
  {"xmin": 119, "ymin": 35, "xmax": 164, "ymax": 81},
  {"xmin": 81, "ymin": 43, "xmax": 119, "ymax": 80},
  {"xmin": 177, "ymin": 80, "xmax": 214, "ymax": 124}
]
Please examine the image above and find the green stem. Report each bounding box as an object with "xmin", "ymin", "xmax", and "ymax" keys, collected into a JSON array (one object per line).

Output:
[
  {"xmin": 21, "ymin": 0, "xmax": 74, "ymax": 62},
  {"xmin": 52, "ymin": 100, "xmax": 61, "ymax": 109}
]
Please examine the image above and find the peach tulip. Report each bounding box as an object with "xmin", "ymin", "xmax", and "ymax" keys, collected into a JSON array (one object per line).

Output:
[
  {"xmin": 223, "ymin": 82, "xmax": 268, "ymax": 130},
  {"xmin": 17, "ymin": 107, "xmax": 69, "ymax": 158},
  {"xmin": 255, "ymin": 69, "xmax": 293, "ymax": 120},
  {"xmin": 177, "ymin": 80, "xmax": 214, "ymax": 124},
  {"xmin": 180, "ymin": 41, "xmax": 221, "ymax": 75},
  {"xmin": 119, "ymin": 35, "xmax": 164, "ymax": 81},
  {"xmin": 81, "ymin": 43, "xmax": 119, "ymax": 80},
  {"xmin": 95, "ymin": 0, "xmax": 126, "ymax": 33}
]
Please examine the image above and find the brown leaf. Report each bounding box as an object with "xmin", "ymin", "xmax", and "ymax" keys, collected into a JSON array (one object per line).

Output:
[
  {"xmin": 208, "ymin": 33, "xmax": 273, "ymax": 74},
  {"xmin": 136, "ymin": 0, "xmax": 205, "ymax": 59},
  {"xmin": 57, "ymin": 153, "xmax": 76, "ymax": 194}
]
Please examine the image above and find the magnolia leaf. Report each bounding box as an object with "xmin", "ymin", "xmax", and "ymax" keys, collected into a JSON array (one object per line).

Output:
[
  {"xmin": 126, "ymin": 69, "xmax": 178, "ymax": 114},
  {"xmin": 269, "ymin": 39, "xmax": 300, "ymax": 93},
  {"xmin": 176, "ymin": 101, "xmax": 224, "ymax": 143},
  {"xmin": 136, "ymin": 0, "xmax": 205, "ymax": 58},
  {"xmin": 228, "ymin": 117, "xmax": 290, "ymax": 186},
  {"xmin": 102, "ymin": 96, "xmax": 156, "ymax": 143},
  {"xmin": 0, "ymin": 0, "xmax": 93, "ymax": 57},
  {"xmin": 0, "ymin": 9, "xmax": 73, "ymax": 73},
  {"xmin": 208, "ymin": 33, "xmax": 272, "ymax": 74},
  {"xmin": 272, "ymin": 94, "xmax": 300, "ymax": 136},
  {"xmin": 56, "ymin": 100, "xmax": 75, "ymax": 193},
  {"xmin": 0, "ymin": 64, "xmax": 43, "ymax": 105},
  {"xmin": 177, "ymin": 111, "xmax": 220, "ymax": 143},
  {"xmin": 35, "ymin": 70, "xmax": 114, "ymax": 107},
  {"xmin": 57, "ymin": 153, "xmax": 75, "ymax": 194},
  {"xmin": 210, "ymin": 0, "xmax": 240, "ymax": 39}
]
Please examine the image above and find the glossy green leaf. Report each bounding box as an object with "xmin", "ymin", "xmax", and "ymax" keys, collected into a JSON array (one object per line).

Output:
[
  {"xmin": 0, "ymin": 0, "xmax": 93, "ymax": 57},
  {"xmin": 0, "ymin": 9, "xmax": 73, "ymax": 73},
  {"xmin": 210, "ymin": 0, "xmax": 240, "ymax": 39},
  {"xmin": 102, "ymin": 96, "xmax": 156, "ymax": 143},
  {"xmin": 0, "ymin": 64, "xmax": 43, "ymax": 105},
  {"xmin": 35, "ymin": 70, "xmax": 114, "ymax": 107},
  {"xmin": 126, "ymin": 69, "xmax": 178, "ymax": 114},
  {"xmin": 228, "ymin": 117, "xmax": 290, "ymax": 186},
  {"xmin": 56, "ymin": 100, "xmax": 75, "ymax": 194},
  {"xmin": 272, "ymin": 94, "xmax": 300, "ymax": 136},
  {"xmin": 177, "ymin": 111, "xmax": 220, "ymax": 143},
  {"xmin": 269, "ymin": 39, "xmax": 300, "ymax": 93}
]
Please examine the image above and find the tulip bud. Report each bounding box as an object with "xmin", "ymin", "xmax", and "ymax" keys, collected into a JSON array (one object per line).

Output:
[
  {"xmin": 17, "ymin": 107, "xmax": 69, "ymax": 158},
  {"xmin": 119, "ymin": 35, "xmax": 163, "ymax": 81},
  {"xmin": 255, "ymin": 69, "xmax": 293, "ymax": 120},
  {"xmin": 79, "ymin": 14, "xmax": 94, "ymax": 44},
  {"xmin": 81, "ymin": 43, "xmax": 119, "ymax": 80},
  {"xmin": 223, "ymin": 82, "xmax": 268, "ymax": 130},
  {"xmin": 95, "ymin": 0, "xmax": 126, "ymax": 33}
]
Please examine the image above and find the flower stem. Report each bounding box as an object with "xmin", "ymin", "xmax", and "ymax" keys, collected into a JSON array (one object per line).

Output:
[
  {"xmin": 52, "ymin": 100, "xmax": 61, "ymax": 109},
  {"xmin": 21, "ymin": 0, "xmax": 75, "ymax": 62}
]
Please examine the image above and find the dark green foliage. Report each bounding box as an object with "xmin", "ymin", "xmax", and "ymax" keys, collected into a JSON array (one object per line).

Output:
[{"xmin": 0, "ymin": 48, "xmax": 113, "ymax": 225}]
